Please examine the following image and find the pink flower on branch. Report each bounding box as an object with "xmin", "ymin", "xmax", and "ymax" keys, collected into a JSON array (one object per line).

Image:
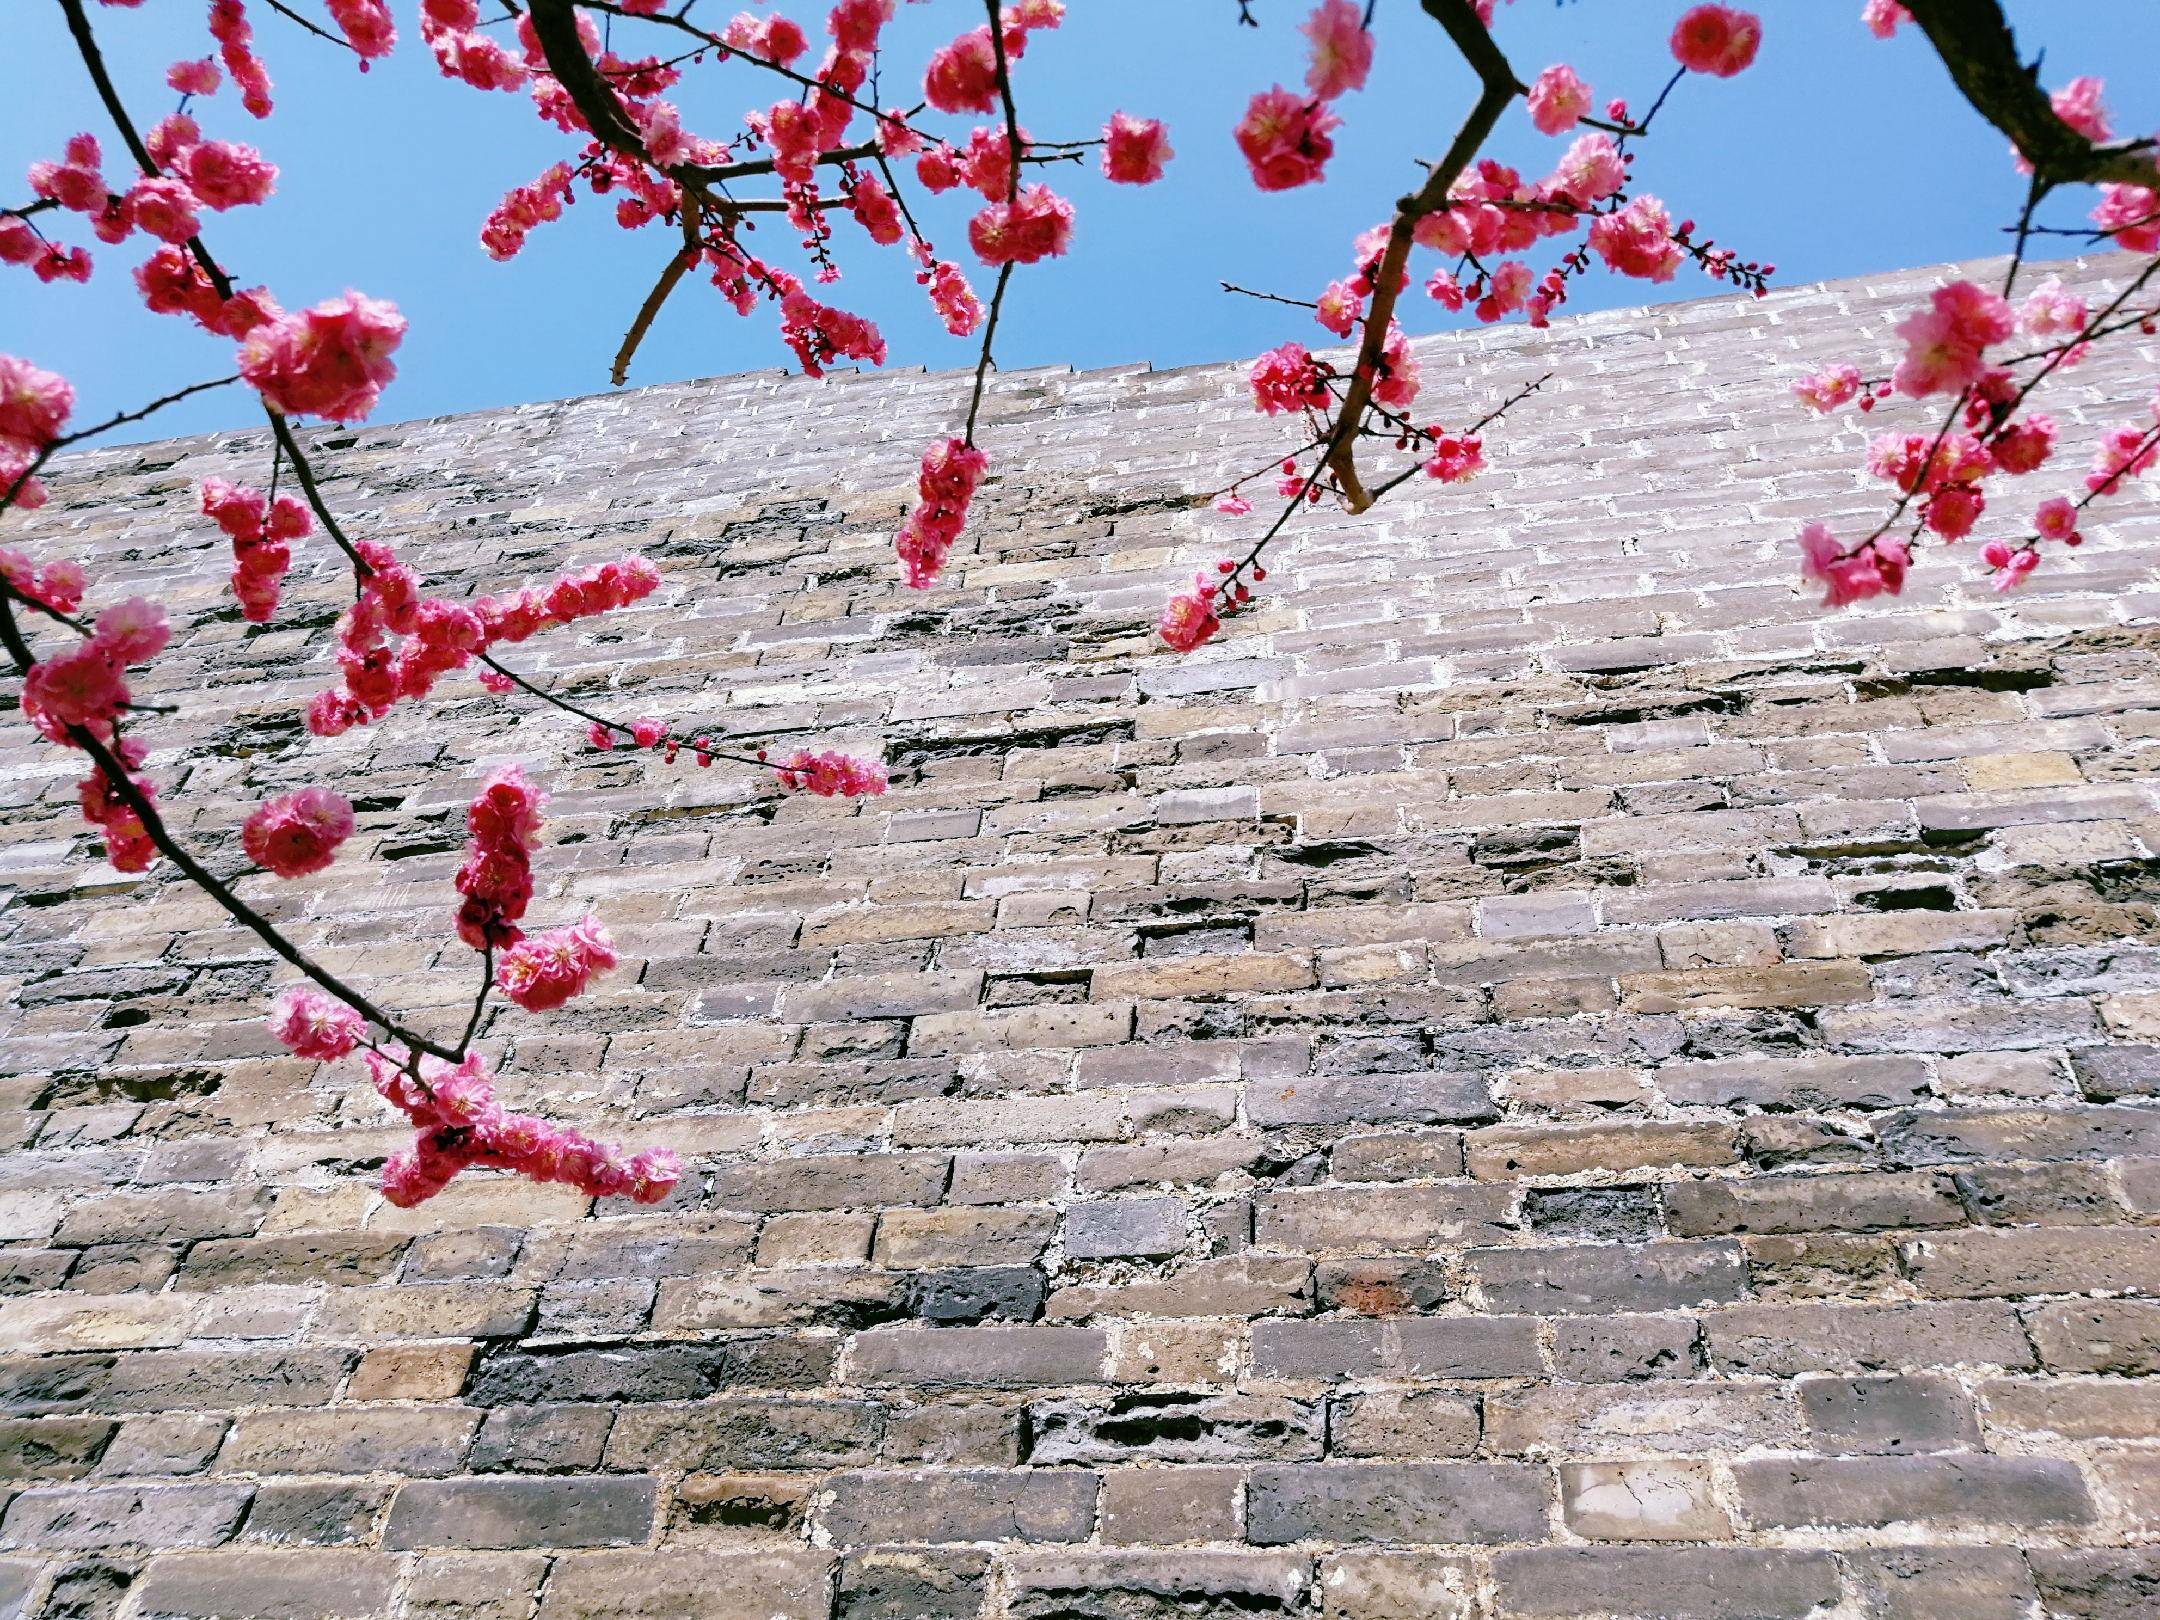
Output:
[
  {"xmin": 1235, "ymin": 88, "xmax": 1339, "ymax": 192},
  {"xmin": 1300, "ymin": 0, "xmax": 1373, "ymax": 102},
  {"xmin": 1890, "ymin": 279, "xmax": 2012, "ymax": 397},
  {"xmin": 1670, "ymin": 6, "xmax": 1762, "ymax": 78},
  {"xmin": 238, "ymin": 291, "xmax": 406, "ymax": 423},
  {"xmin": 895, "ymin": 437, "xmax": 988, "ymax": 589},
  {"xmin": 454, "ymin": 765, "xmax": 546, "ymax": 950},
  {"xmin": 243, "ymin": 787, "xmax": 356, "ymax": 879},
  {"xmin": 495, "ymin": 914, "xmax": 618, "ymax": 1012},
  {"xmin": 1102, "ymin": 113, "xmax": 1172, "ymax": 185},
  {"xmin": 269, "ymin": 986, "xmax": 366, "ymax": 1061},
  {"xmin": 772, "ymin": 749, "xmax": 888, "ymax": 798},
  {"xmin": 1861, "ymin": 1, "xmax": 1909, "ymax": 39},
  {"xmin": 1526, "ymin": 65, "xmax": 1592, "ymax": 137},
  {"xmin": 1798, "ymin": 522, "xmax": 1908, "ymax": 608}
]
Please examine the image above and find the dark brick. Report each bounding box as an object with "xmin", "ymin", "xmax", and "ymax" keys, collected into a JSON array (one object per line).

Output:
[
  {"xmin": 1493, "ymin": 1548, "xmax": 1842, "ymax": 1618},
  {"xmin": 1471, "ymin": 1241, "xmax": 1745, "ymax": 1315},
  {"xmin": 1733, "ymin": 1454, "xmax": 2092, "ymax": 1529},
  {"xmin": 1029, "ymin": 1394, "xmax": 1321, "ymax": 1465},
  {"xmin": 820, "ymin": 1469, "xmax": 1098, "ymax": 1544},
  {"xmin": 1798, "ymin": 1375, "xmax": 1979, "ymax": 1454},
  {"xmin": 381, "ymin": 1477, "xmax": 655, "ymax": 1551},
  {"xmin": 465, "ymin": 1339, "xmax": 837, "ymax": 1405},
  {"xmin": 1246, "ymin": 1463, "xmax": 1547, "ymax": 1545}
]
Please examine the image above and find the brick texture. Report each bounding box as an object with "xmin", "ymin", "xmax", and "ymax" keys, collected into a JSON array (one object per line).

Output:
[{"xmin": 3, "ymin": 253, "xmax": 2158, "ymax": 1617}]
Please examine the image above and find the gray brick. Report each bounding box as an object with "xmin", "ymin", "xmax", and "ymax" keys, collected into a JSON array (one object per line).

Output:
[
  {"xmin": 1246, "ymin": 1463, "xmax": 1548, "ymax": 1545},
  {"xmin": 820, "ymin": 1469, "xmax": 1098, "ymax": 1544},
  {"xmin": 1734, "ymin": 1454, "xmax": 2093, "ymax": 1529},
  {"xmin": 382, "ymin": 1477, "xmax": 654, "ymax": 1551}
]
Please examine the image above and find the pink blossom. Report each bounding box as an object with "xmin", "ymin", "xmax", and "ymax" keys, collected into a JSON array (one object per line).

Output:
[
  {"xmin": 145, "ymin": 113, "xmax": 201, "ymax": 168},
  {"xmin": 1300, "ymin": 0, "xmax": 1373, "ymax": 101},
  {"xmin": 1102, "ymin": 113, "xmax": 1172, "ymax": 185},
  {"xmin": 1990, "ymin": 415, "xmax": 2056, "ymax": 476},
  {"xmin": 1792, "ymin": 364, "xmax": 1863, "ymax": 413},
  {"xmin": 2050, "ymin": 76, "xmax": 2113, "ymax": 143},
  {"xmin": 2088, "ymin": 421, "xmax": 2160, "ymax": 494},
  {"xmin": 921, "ymin": 258, "xmax": 982, "ymax": 336},
  {"xmin": 238, "ymin": 291, "xmax": 406, "ymax": 423},
  {"xmin": 2018, "ymin": 275, "xmax": 2088, "ymax": 338},
  {"xmin": 772, "ymin": 749, "xmax": 889, "ymax": 797},
  {"xmin": 2034, "ymin": 495, "xmax": 2081, "ymax": 542},
  {"xmin": 0, "ymin": 549, "xmax": 86, "ymax": 614},
  {"xmin": 895, "ymin": 437, "xmax": 988, "ymax": 589},
  {"xmin": 1234, "ymin": 88, "xmax": 1340, "ymax": 192},
  {"xmin": 481, "ymin": 163, "xmax": 573, "ymax": 261},
  {"xmin": 495, "ymin": 914, "xmax": 617, "ymax": 1011},
  {"xmin": 76, "ymin": 740, "xmax": 157, "ymax": 872},
  {"xmin": 1588, "ymin": 196, "xmax": 1683, "ymax": 282},
  {"xmin": 31, "ymin": 246, "xmax": 92, "ymax": 285},
  {"xmin": 1475, "ymin": 260, "xmax": 1532, "ymax": 323},
  {"xmin": 1158, "ymin": 588, "xmax": 1220, "ymax": 653},
  {"xmin": 1861, "ymin": 0, "xmax": 1909, "ymax": 38},
  {"xmin": 324, "ymin": 0, "xmax": 396, "ymax": 57},
  {"xmin": 122, "ymin": 177, "xmax": 200, "ymax": 245},
  {"xmin": 454, "ymin": 764, "xmax": 546, "ymax": 949},
  {"xmin": 24, "ymin": 641, "xmax": 131, "ymax": 739},
  {"xmin": 1314, "ymin": 279, "xmax": 1362, "ymax": 337},
  {"xmin": 1890, "ymin": 280, "xmax": 2012, "ymax": 397},
  {"xmin": 0, "ymin": 355, "xmax": 74, "ymax": 451},
  {"xmin": 923, "ymin": 26, "xmax": 999, "ymax": 114},
  {"xmin": 1798, "ymin": 522, "xmax": 1908, "ymax": 608},
  {"xmin": 1373, "ymin": 321, "xmax": 1420, "ymax": 410},
  {"xmin": 178, "ymin": 140, "xmax": 277, "ymax": 210},
  {"xmin": 28, "ymin": 134, "xmax": 107, "ymax": 215},
  {"xmin": 473, "ymin": 555, "xmax": 660, "ymax": 645},
  {"xmin": 1214, "ymin": 493, "xmax": 1254, "ymax": 517},
  {"xmin": 1670, "ymin": 5, "xmax": 1762, "ymax": 77},
  {"xmin": 846, "ymin": 174, "xmax": 904, "ymax": 245},
  {"xmin": 776, "ymin": 287, "xmax": 887, "ymax": 376},
  {"xmin": 0, "ymin": 217, "xmax": 39, "ymax": 268},
  {"xmin": 1250, "ymin": 342, "xmax": 1330, "ymax": 416},
  {"xmin": 722, "ymin": 11, "xmax": 809, "ymax": 66},
  {"xmin": 167, "ymin": 57, "xmax": 222, "ymax": 97},
  {"xmin": 2092, "ymin": 184, "xmax": 2159, "ymax": 254},
  {"xmin": 269, "ymin": 987, "xmax": 365, "ymax": 1060},
  {"xmin": 1526, "ymin": 64, "xmax": 1592, "ymax": 136},
  {"xmin": 1424, "ymin": 433, "xmax": 1485, "ymax": 483},
  {"xmin": 967, "ymin": 184, "xmax": 1073, "ymax": 266},
  {"xmin": 209, "ymin": 0, "xmax": 274, "ymax": 118},
  {"xmin": 243, "ymin": 787, "xmax": 355, "ymax": 878},
  {"xmin": 90, "ymin": 598, "xmax": 169, "ymax": 667}
]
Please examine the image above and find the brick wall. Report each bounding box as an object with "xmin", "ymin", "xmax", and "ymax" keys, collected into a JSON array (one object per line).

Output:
[{"xmin": 2, "ymin": 253, "xmax": 2158, "ymax": 1619}]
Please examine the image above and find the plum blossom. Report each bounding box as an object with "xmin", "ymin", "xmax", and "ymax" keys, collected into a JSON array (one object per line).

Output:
[
  {"xmin": 772, "ymin": 749, "xmax": 889, "ymax": 797},
  {"xmin": 2092, "ymin": 184, "xmax": 2159, "ymax": 254},
  {"xmin": 0, "ymin": 355, "xmax": 74, "ymax": 453},
  {"xmin": 2034, "ymin": 495, "xmax": 2081, "ymax": 543},
  {"xmin": 1547, "ymin": 132, "xmax": 1625, "ymax": 205},
  {"xmin": 243, "ymin": 787, "xmax": 355, "ymax": 878},
  {"xmin": 2019, "ymin": 276, "xmax": 2088, "ymax": 338},
  {"xmin": 1235, "ymin": 88, "xmax": 1339, "ymax": 192},
  {"xmin": 1861, "ymin": 0, "xmax": 1909, "ymax": 38},
  {"xmin": 1102, "ymin": 113, "xmax": 1172, "ymax": 185},
  {"xmin": 2051, "ymin": 77, "xmax": 2113, "ymax": 144},
  {"xmin": 1424, "ymin": 434, "xmax": 1485, "ymax": 483},
  {"xmin": 968, "ymin": 184, "xmax": 1073, "ymax": 266},
  {"xmin": 1315, "ymin": 279, "xmax": 1362, "ymax": 337},
  {"xmin": 1526, "ymin": 65, "xmax": 1592, "ymax": 137},
  {"xmin": 238, "ymin": 291, "xmax": 406, "ymax": 423},
  {"xmin": 1250, "ymin": 342, "xmax": 1330, "ymax": 416},
  {"xmin": 0, "ymin": 549, "xmax": 85, "ymax": 614},
  {"xmin": 269, "ymin": 986, "xmax": 366, "ymax": 1061},
  {"xmin": 494, "ymin": 914, "xmax": 617, "ymax": 1011},
  {"xmin": 1588, "ymin": 196, "xmax": 1683, "ymax": 282},
  {"xmin": 324, "ymin": 0, "xmax": 396, "ymax": 57},
  {"xmin": 76, "ymin": 738, "xmax": 157, "ymax": 872},
  {"xmin": 1792, "ymin": 364, "xmax": 1863, "ymax": 413},
  {"xmin": 722, "ymin": 11, "xmax": 809, "ymax": 67},
  {"xmin": 209, "ymin": 0, "xmax": 274, "ymax": 118},
  {"xmin": 122, "ymin": 177, "xmax": 200, "ymax": 245},
  {"xmin": 454, "ymin": 764, "xmax": 545, "ymax": 950},
  {"xmin": 1158, "ymin": 583, "xmax": 1221, "ymax": 653},
  {"xmin": 895, "ymin": 437, "xmax": 988, "ymax": 589},
  {"xmin": 178, "ymin": 140, "xmax": 277, "ymax": 210},
  {"xmin": 167, "ymin": 57, "xmax": 222, "ymax": 97},
  {"xmin": 1798, "ymin": 522, "xmax": 1908, "ymax": 607},
  {"xmin": 365, "ymin": 1047, "xmax": 679, "ymax": 1207},
  {"xmin": 924, "ymin": 26, "xmax": 999, "ymax": 114},
  {"xmin": 1670, "ymin": 6, "xmax": 1762, "ymax": 77},
  {"xmin": 1890, "ymin": 279, "xmax": 2012, "ymax": 397},
  {"xmin": 1301, "ymin": 0, "xmax": 1373, "ymax": 101}
]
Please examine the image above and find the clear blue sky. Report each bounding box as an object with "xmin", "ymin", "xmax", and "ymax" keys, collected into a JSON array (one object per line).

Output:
[{"xmin": 4, "ymin": 1, "xmax": 2156, "ymax": 442}]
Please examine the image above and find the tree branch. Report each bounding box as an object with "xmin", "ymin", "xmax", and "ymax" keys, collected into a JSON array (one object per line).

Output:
[{"xmin": 1901, "ymin": 0, "xmax": 2160, "ymax": 189}]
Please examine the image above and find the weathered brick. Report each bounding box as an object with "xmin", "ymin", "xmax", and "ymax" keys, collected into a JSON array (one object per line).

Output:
[
  {"xmin": 1255, "ymin": 1186, "xmax": 1514, "ymax": 1254},
  {"xmin": 1733, "ymin": 1454, "xmax": 2093, "ymax": 1529},
  {"xmin": 128, "ymin": 1551, "xmax": 399, "ymax": 1619},
  {"xmin": 1558, "ymin": 1461, "xmax": 1729, "ymax": 1541},
  {"xmin": 381, "ymin": 1477, "xmax": 655, "ymax": 1550},
  {"xmin": 1704, "ymin": 1301, "xmax": 2035, "ymax": 1374},
  {"xmin": 1471, "ymin": 1242, "xmax": 1745, "ymax": 1315},
  {"xmin": 1487, "ymin": 1381, "xmax": 1796, "ymax": 1457},
  {"xmin": 1246, "ymin": 1463, "xmax": 1548, "ymax": 1545},
  {"xmin": 0, "ymin": 1483, "xmax": 252, "ymax": 1550},
  {"xmin": 535, "ymin": 1549, "xmax": 833, "ymax": 1619},
  {"xmin": 1664, "ymin": 1171, "xmax": 1963, "ymax": 1236},
  {"xmin": 849, "ymin": 1326, "xmax": 1106, "ymax": 1387},
  {"xmin": 1900, "ymin": 1226, "xmax": 2160, "ymax": 1297},
  {"xmin": 820, "ymin": 1469, "xmax": 1098, "ymax": 1544},
  {"xmin": 1492, "ymin": 1548, "xmax": 1842, "ymax": 1618}
]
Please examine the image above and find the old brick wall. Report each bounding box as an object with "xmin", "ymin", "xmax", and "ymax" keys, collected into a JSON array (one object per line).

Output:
[{"xmin": 2, "ymin": 252, "xmax": 2159, "ymax": 1620}]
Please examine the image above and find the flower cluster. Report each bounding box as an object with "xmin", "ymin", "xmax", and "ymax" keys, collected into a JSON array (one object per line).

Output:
[
  {"xmin": 474, "ymin": 555, "xmax": 662, "ymax": 645},
  {"xmin": 237, "ymin": 291, "xmax": 406, "ymax": 423},
  {"xmin": 495, "ymin": 914, "xmax": 617, "ymax": 1012},
  {"xmin": 895, "ymin": 437, "xmax": 988, "ymax": 589},
  {"xmin": 268, "ymin": 986, "xmax": 367, "ymax": 1062},
  {"xmin": 200, "ymin": 476, "xmax": 309, "ymax": 621},
  {"xmin": 1102, "ymin": 113, "xmax": 1172, "ymax": 185},
  {"xmin": 1798, "ymin": 523, "xmax": 1909, "ymax": 608},
  {"xmin": 1234, "ymin": 86, "xmax": 1341, "ymax": 193},
  {"xmin": 1670, "ymin": 5, "xmax": 1762, "ymax": 77},
  {"xmin": 771, "ymin": 749, "xmax": 889, "ymax": 797},
  {"xmin": 365, "ymin": 1048, "xmax": 680, "ymax": 1208},
  {"xmin": 242, "ymin": 786, "xmax": 355, "ymax": 879},
  {"xmin": 453, "ymin": 765, "xmax": 545, "ymax": 950},
  {"xmin": 968, "ymin": 184, "xmax": 1074, "ymax": 267},
  {"xmin": 0, "ymin": 355, "xmax": 73, "ymax": 509},
  {"xmin": 21, "ymin": 598, "xmax": 167, "ymax": 745},
  {"xmin": 1250, "ymin": 343, "xmax": 1332, "ymax": 416},
  {"xmin": 0, "ymin": 547, "xmax": 85, "ymax": 612}
]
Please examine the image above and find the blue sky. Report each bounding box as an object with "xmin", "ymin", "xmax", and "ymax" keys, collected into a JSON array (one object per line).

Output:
[{"xmin": 4, "ymin": 0, "xmax": 2157, "ymax": 442}]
